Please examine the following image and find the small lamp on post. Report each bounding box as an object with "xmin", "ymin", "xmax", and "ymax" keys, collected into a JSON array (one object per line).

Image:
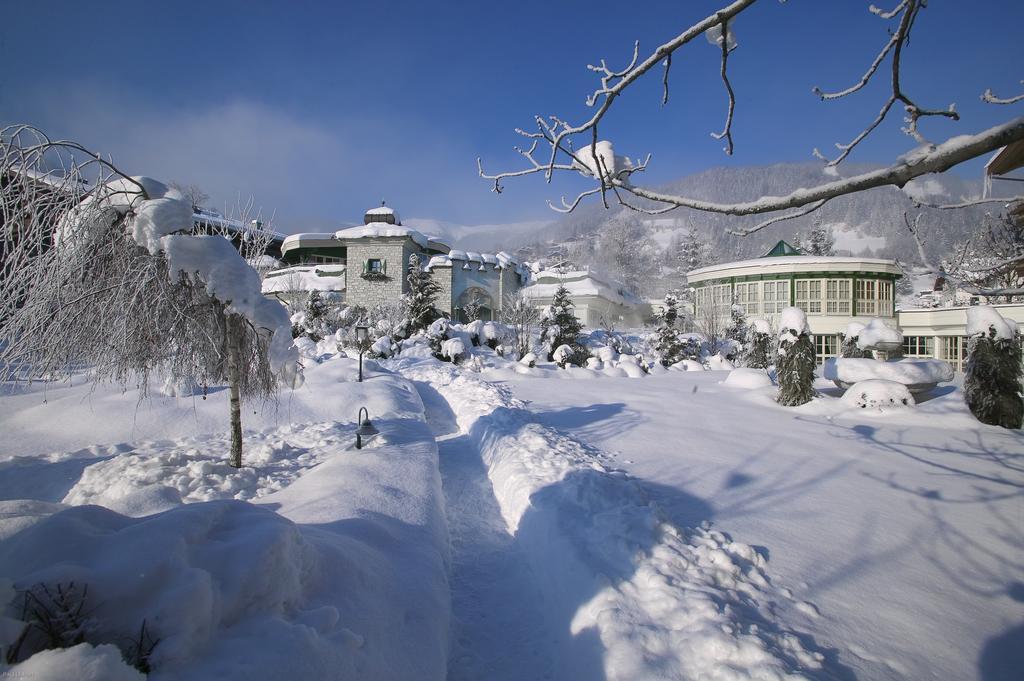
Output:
[
  {"xmin": 355, "ymin": 325, "xmax": 370, "ymax": 382},
  {"xmin": 355, "ymin": 406, "xmax": 379, "ymax": 450}
]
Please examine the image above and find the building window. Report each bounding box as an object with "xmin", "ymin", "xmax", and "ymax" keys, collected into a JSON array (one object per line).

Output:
[
  {"xmin": 903, "ymin": 335, "xmax": 934, "ymax": 357},
  {"xmin": 762, "ymin": 280, "xmax": 789, "ymax": 314},
  {"xmin": 814, "ymin": 334, "xmax": 839, "ymax": 362},
  {"xmin": 367, "ymin": 258, "xmax": 383, "ymax": 274},
  {"xmin": 795, "ymin": 279, "xmax": 823, "ymax": 314},
  {"xmin": 825, "ymin": 279, "xmax": 851, "ymax": 315},
  {"xmin": 302, "ymin": 254, "xmax": 344, "ymax": 265},
  {"xmin": 878, "ymin": 280, "xmax": 893, "ymax": 316},
  {"xmin": 735, "ymin": 282, "xmax": 760, "ymax": 315},
  {"xmin": 938, "ymin": 336, "xmax": 968, "ymax": 372},
  {"xmin": 711, "ymin": 283, "xmax": 732, "ymax": 315},
  {"xmin": 856, "ymin": 279, "xmax": 878, "ymax": 315}
]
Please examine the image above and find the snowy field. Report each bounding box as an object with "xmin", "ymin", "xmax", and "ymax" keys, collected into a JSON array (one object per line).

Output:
[{"xmin": 1, "ymin": 346, "xmax": 1021, "ymax": 680}]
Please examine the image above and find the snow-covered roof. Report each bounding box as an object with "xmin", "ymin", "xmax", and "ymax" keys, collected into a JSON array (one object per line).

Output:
[
  {"xmin": 261, "ymin": 264, "xmax": 346, "ymax": 293},
  {"xmin": 688, "ymin": 255, "xmax": 901, "ymax": 281},
  {"xmin": 424, "ymin": 249, "xmax": 524, "ymax": 274},
  {"xmin": 334, "ymin": 224, "xmax": 430, "ymax": 248},
  {"xmin": 522, "ymin": 269, "xmax": 642, "ymax": 307}
]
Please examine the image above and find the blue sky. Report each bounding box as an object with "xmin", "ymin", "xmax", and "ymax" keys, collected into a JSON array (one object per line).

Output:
[{"xmin": 2, "ymin": 1, "xmax": 1022, "ymax": 233}]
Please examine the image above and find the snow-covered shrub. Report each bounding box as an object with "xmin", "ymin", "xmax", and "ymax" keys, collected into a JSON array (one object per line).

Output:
[
  {"xmin": 705, "ymin": 353, "xmax": 735, "ymax": 371},
  {"xmin": 481, "ymin": 321, "xmax": 503, "ymax": 350},
  {"xmin": 440, "ymin": 338, "xmax": 468, "ymax": 363},
  {"xmin": 744, "ymin": 319, "xmax": 774, "ymax": 369},
  {"xmin": 519, "ymin": 352, "xmax": 537, "ymax": 368},
  {"xmin": 552, "ymin": 343, "xmax": 589, "ymax": 368},
  {"xmin": 839, "ymin": 321, "xmax": 871, "ymax": 358},
  {"xmin": 501, "ymin": 292, "xmax": 540, "ymax": 358},
  {"xmin": 964, "ymin": 306, "xmax": 1023, "ymax": 429},
  {"xmin": 724, "ymin": 304, "xmax": 748, "ymax": 362},
  {"xmin": 539, "ymin": 284, "xmax": 584, "ymax": 361},
  {"xmin": 840, "ymin": 379, "xmax": 915, "ymax": 411},
  {"xmin": 370, "ymin": 335, "xmax": 398, "ymax": 359},
  {"xmin": 776, "ymin": 307, "xmax": 816, "ymax": 406},
  {"xmin": 654, "ymin": 293, "xmax": 685, "ymax": 367}
]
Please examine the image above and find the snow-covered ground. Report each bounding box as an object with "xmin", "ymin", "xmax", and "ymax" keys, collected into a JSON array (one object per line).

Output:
[
  {"xmin": 505, "ymin": 370, "xmax": 1024, "ymax": 681},
  {"xmin": 0, "ymin": 356, "xmax": 450, "ymax": 680},
  {"xmin": 2, "ymin": 340, "xmax": 1021, "ymax": 680}
]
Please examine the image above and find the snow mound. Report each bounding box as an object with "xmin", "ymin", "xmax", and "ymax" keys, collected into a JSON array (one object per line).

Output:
[
  {"xmin": 966, "ymin": 305, "xmax": 1018, "ymax": 340},
  {"xmin": 840, "ymin": 379, "xmax": 915, "ymax": 411},
  {"xmin": 441, "ymin": 338, "xmax": 467, "ymax": 362},
  {"xmin": 14, "ymin": 643, "xmax": 144, "ymax": 681},
  {"xmin": 705, "ymin": 353, "xmax": 735, "ymax": 371},
  {"xmin": 62, "ymin": 422, "xmax": 351, "ymax": 516},
  {"xmin": 857, "ymin": 318, "xmax": 902, "ymax": 350},
  {"xmin": 723, "ymin": 368, "xmax": 773, "ymax": 389},
  {"xmin": 0, "ymin": 500, "xmax": 316, "ymax": 673},
  {"xmin": 672, "ymin": 359, "xmax": 705, "ymax": 372},
  {"xmin": 823, "ymin": 357, "xmax": 953, "ymax": 387}
]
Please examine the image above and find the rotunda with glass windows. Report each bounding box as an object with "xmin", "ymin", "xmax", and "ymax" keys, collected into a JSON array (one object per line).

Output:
[{"xmin": 688, "ymin": 240, "xmax": 902, "ymax": 361}]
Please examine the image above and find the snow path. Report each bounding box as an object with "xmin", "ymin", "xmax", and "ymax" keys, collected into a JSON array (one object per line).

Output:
[
  {"xmin": 412, "ymin": 379, "xmax": 557, "ymax": 681},
  {"xmin": 395, "ymin": 357, "xmax": 830, "ymax": 681}
]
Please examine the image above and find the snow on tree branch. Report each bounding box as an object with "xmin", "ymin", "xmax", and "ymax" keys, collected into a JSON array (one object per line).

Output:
[
  {"xmin": 982, "ymin": 81, "xmax": 1024, "ymax": 105},
  {"xmin": 478, "ymin": 0, "xmax": 1023, "ymax": 226}
]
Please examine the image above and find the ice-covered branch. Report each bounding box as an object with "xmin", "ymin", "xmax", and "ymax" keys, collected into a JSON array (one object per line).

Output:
[
  {"xmin": 982, "ymin": 82, "xmax": 1024, "ymax": 105},
  {"xmin": 910, "ymin": 195, "xmax": 1024, "ymax": 210},
  {"xmin": 728, "ymin": 199, "xmax": 830, "ymax": 236},
  {"xmin": 709, "ymin": 21, "xmax": 737, "ymax": 155},
  {"xmin": 618, "ymin": 117, "xmax": 1024, "ymax": 215}
]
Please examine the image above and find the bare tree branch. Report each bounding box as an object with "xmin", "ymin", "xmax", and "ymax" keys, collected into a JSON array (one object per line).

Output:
[{"xmin": 982, "ymin": 81, "xmax": 1024, "ymax": 105}]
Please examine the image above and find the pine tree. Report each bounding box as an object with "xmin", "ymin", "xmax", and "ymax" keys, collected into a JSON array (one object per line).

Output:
[
  {"xmin": 776, "ymin": 308, "xmax": 816, "ymax": 406},
  {"xmin": 745, "ymin": 321, "xmax": 773, "ymax": 369},
  {"xmin": 654, "ymin": 293, "xmax": 684, "ymax": 366},
  {"xmin": 799, "ymin": 216, "xmax": 835, "ymax": 256},
  {"xmin": 964, "ymin": 317, "xmax": 1024, "ymax": 429},
  {"xmin": 406, "ymin": 253, "xmax": 441, "ymax": 332},
  {"xmin": 301, "ymin": 290, "xmax": 329, "ymax": 342},
  {"xmin": 539, "ymin": 284, "xmax": 584, "ymax": 361},
  {"xmin": 725, "ymin": 303, "xmax": 748, "ymax": 362}
]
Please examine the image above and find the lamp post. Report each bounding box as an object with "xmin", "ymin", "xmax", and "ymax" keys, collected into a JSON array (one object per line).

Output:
[
  {"xmin": 355, "ymin": 325, "xmax": 369, "ymax": 382},
  {"xmin": 355, "ymin": 406, "xmax": 379, "ymax": 450}
]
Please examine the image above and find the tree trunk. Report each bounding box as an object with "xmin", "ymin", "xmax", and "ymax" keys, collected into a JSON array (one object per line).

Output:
[{"xmin": 226, "ymin": 314, "xmax": 244, "ymax": 468}]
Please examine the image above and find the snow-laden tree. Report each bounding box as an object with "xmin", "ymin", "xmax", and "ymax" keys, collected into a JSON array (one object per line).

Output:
[
  {"xmin": 839, "ymin": 322, "xmax": 873, "ymax": 359},
  {"xmin": 943, "ymin": 205, "xmax": 1024, "ymax": 303},
  {"xmin": 725, "ymin": 303, "xmax": 748, "ymax": 361},
  {"xmin": 0, "ymin": 126, "xmax": 301, "ymax": 468},
  {"xmin": 744, "ymin": 318, "xmax": 773, "ymax": 369},
  {"xmin": 479, "ymin": 1, "xmax": 1023, "ymax": 241},
  {"xmin": 654, "ymin": 293, "xmax": 685, "ymax": 367},
  {"xmin": 963, "ymin": 307, "xmax": 1023, "ymax": 429},
  {"xmin": 593, "ymin": 213, "xmax": 659, "ymax": 296},
  {"xmin": 798, "ymin": 216, "xmax": 835, "ymax": 256},
  {"xmin": 539, "ymin": 284, "xmax": 584, "ymax": 361},
  {"xmin": 501, "ymin": 292, "xmax": 540, "ymax": 358},
  {"xmin": 405, "ymin": 253, "xmax": 442, "ymax": 332},
  {"xmin": 776, "ymin": 307, "xmax": 816, "ymax": 406}
]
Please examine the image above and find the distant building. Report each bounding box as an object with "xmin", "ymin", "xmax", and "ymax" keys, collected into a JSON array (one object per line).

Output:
[
  {"xmin": 521, "ymin": 267, "xmax": 645, "ymax": 327},
  {"xmin": 690, "ymin": 239, "xmax": 1024, "ymax": 370},
  {"xmin": 689, "ymin": 240, "xmax": 902, "ymax": 361},
  {"xmin": 265, "ymin": 203, "xmax": 528, "ymax": 321}
]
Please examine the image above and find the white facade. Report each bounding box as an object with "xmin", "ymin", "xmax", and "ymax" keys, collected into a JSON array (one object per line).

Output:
[
  {"xmin": 522, "ymin": 269, "xmax": 645, "ymax": 328},
  {"xmin": 897, "ymin": 304, "xmax": 1024, "ymax": 372}
]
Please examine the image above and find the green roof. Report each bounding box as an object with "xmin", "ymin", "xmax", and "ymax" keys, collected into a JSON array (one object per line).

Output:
[{"xmin": 761, "ymin": 240, "xmax": 803, "ymax": 257}]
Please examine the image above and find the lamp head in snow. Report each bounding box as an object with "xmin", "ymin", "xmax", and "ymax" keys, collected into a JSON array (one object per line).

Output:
[
  {"xmin": 355, "ymin": 325, "xmax": 370, "ymax": 345},
  {"xmin": 355, "ymin": 406, "xmax": 379, "ymax": 449}
]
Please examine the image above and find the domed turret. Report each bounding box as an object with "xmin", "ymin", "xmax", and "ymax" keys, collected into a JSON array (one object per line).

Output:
[{"xmin": 364, "ymin": 200, "xmax": 401, "ymax": 226}]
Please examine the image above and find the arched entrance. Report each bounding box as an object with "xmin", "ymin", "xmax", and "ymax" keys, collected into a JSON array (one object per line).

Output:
[{"xmin": 456, "ymin": 287, "xmax": 494, "ymax": 323}]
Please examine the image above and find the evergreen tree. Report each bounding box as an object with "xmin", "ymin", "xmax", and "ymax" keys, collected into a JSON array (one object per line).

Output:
[
  {"xmin": 676, "ymin": 225, "xmax": 711, "ymax": 278},
  {"xmin": 839, "ymin": 323, "xmax": 872, "ymax": 359},
  {"xmin": 654, "ymin": 293, "xmax": 684, "ymax": 367},
  {"xmin": 798, "ymin": 216, "xmax": 835, "ymax": 256},
  {"xmin": 300, "ymin": 290, "xmax": 329, "ymax": 342},
  {"xmin": 539, "ymin": 284, "xmax": 584, "ymax": 361},
  {"xmin": 964, "ymin": 310, "xmax": 1023, "ymax": 429},
  {"xmin": 406, "ymin": 253, "xmax": 442, "ymax": 332},
  {"xmin": 745, "ymin": 320, "xmax": 773, "ymax": 369},
  {"xmin": 725, "ymin": 303, "xmax": 748, "ymax": 362},
  {"xmin": 776, "ymin": 308, "xmax": 817, "ymax": 406}
]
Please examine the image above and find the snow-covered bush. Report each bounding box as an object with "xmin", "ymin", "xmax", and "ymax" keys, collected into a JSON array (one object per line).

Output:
[
  {"xmin": 440, "ymin": 338, "xmax": 468, "ymax": 363},
  {"xmin": 964, "ymin": 306, "xmax": 1023, "ymax": 429},
  {"xmin": 500, "ymin": 292, "xmax": 540, "ymax": 359},
  {"xmin": 840, "ymin": 379, "xmax": 915, "ymax": 411},
  {"xmin": 839, "ymin": 321, "xmax": 871, "ymax": 358},
  {"xmin": 744, "ymin": 319, "xmax": 774, "ymax": 369},
  {"xmin": 724, "ymin": 304, "xmax": 748, "ymax": 362},
  {"xmin": 552, "ymin": 343, "xmax": 589, "ymax": 369},
  {"xmin": 776, "ymin": 307, "xmax": 816, "ymax": 407},
  {"xmin": 857, "ymin": 318, "xmax": 903, "ymax": 355},
  {"xmin": 539, "ymin": 284, "xmax": 584, "ymax": 361},
  {"xmin": 654, "ymin": 293, "xmax": 685, "ymax": 367}
]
